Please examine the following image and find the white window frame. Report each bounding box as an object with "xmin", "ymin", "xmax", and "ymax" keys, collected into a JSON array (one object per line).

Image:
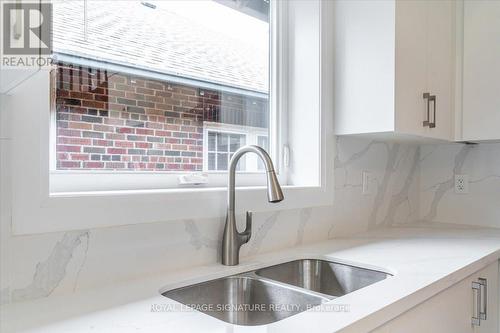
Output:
[
  {"xmin": 4, "ymin": 0, "xmax": 335, "ymax": 235},
  {"xmin": 48, "ymin": 68, "xmax": 278, "ymax": 191},
  {"xmin": 48, "ymin": 0, "xmax": 281, "ymax": 193},
  {"xmin": 202, "ymin": 122, "xmax": 268, "ymax": 172}
]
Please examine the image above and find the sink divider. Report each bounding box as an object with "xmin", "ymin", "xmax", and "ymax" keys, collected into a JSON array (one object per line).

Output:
[{"xmin": 236, "ymin": 271, "xmax": 336, "ymax": 302}]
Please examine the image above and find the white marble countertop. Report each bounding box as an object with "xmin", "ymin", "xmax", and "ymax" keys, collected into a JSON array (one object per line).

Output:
[{"xmin": 2, "ymin": 224, "xmax": 500, "ymax": 333}]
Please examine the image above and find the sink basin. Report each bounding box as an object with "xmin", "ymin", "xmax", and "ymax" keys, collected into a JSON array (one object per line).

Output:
[
  {"xmin": 161, "ymin": 259, "xmax": 390, "ymax": 326},
  {"xmin": 163, "ymin": 275, "xmax": 326, "ymax": 325},
  {"xmin": 255, "ymin": 259, "xmax": 390, "ymax": 297}
]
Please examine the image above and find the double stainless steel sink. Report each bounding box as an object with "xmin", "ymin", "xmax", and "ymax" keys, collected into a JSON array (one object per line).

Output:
[{"xmin": 162, "ymin": 259, "xmax": 390, "ymax": 326}]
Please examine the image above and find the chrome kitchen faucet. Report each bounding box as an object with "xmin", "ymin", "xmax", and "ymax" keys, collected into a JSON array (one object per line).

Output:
[{"xmin": 222, "ymin": 145, "xmax": 284, "ymax": 266}]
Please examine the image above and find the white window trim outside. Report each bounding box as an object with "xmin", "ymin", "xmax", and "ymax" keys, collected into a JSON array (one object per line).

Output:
[
  {"xmin": 4, "ymin": 0, "xmax": 335, "ymax": 235},
  {"xmin": 202, "ymin": 121, "xmax": 269, "ymax": 172}
]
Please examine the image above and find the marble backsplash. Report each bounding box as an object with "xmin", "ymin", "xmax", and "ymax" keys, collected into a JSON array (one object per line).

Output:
[
  {"xmin": 0, "ymin": 137, "xmax": 420, "ymax": 305},
  {"xmin": 1, "ymin": 138, "xmax": 498, "ymax": 305},
  {"xmin": 419, "ymin": 142, "xmax": 500, "ymax": 228}
]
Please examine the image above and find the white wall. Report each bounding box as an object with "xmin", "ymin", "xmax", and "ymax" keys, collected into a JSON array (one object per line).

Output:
[{"xmin": 0, "ymin": 133, "xmax": 420, "ymax": 305}]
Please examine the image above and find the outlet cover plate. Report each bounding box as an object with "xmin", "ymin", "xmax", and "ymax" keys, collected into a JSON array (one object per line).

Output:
[{"xmin": 454, "ymin": 174, "xmax": 469, "ymax": 194}]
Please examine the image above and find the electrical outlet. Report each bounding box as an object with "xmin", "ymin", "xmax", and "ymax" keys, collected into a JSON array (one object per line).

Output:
[
  {"xmin": 454, "ymin": 174, "xmax": 469, "ymax": 194},
  {"xmin": 362, "ymin": 171, "xmax": 371, "ymax": 195}
]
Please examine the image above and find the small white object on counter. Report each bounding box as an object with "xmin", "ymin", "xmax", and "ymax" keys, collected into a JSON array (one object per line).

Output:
[{"xmin": 178, "ymin": 173, "xmax": 209, "ymax": 185}]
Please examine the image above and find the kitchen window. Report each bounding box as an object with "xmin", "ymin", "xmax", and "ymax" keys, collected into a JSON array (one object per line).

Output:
[
  {"xmin": 50, "ymin": 0, "xmax": 275, "ymax": 191},
  {"xmin": 6, "ymin": 0, "xmax": 334, "ymax": 234}
]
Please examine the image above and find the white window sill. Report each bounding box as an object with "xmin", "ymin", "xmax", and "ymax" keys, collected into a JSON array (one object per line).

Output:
[
  {"xmin": 13, "ymin": 184, "xmax": 333, "ymax": 235},
  {"xmin": 49, "ymin": 170, "xmax": 287, "ymax": 193}
]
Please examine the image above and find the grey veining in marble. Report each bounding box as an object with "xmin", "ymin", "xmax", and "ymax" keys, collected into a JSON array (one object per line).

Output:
[
  {"xmin": 368, "ymin": 143, "xmax": 402, "ymax": 228},
  {"xmin": 334, "ymin": 139, "xmax": 384, "ymax": 190},
  {"xmin": 419, "ymin": 143, "xmax": 500, "ymax": 227},
  {"xmin": 376, "ymin": 147, "xmax": 420, "ymax": 227},
  {"xmin": 334, "ymin": 137, "xmax": 420, "ymax": 231},
  {"xmin": 184, "ymin": 219, "xmax": 222, "ymax": 260},
  {"xmin": 246, "ymin": 211, "xmax": 281, "ymax": 256},
  {"xmin": 184, "ymin": 220, "xmax": 220, "ymax": 251},
  {"xmin": 72, "ymin": 231, "xmax": 90, "ymax": 292},
  {"xmin": 334, "ymin": 139, "xmax": 384, "ymax": 169},
  {"xmin": 330, "ymin": 138, "xmax": 412, "ymax": 239},
  {"xmin": 421, "ymin": 145, "xmax": 472, "ymax": 221},
  {"xmin": 10, "ymin": 231, "xmax": 89, "ymax": 302},
  {"xmin": 295, "ymin": 208, "xmax": 312, "ymax": 246}
]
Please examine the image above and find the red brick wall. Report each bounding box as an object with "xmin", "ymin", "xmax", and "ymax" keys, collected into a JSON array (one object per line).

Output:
[{"xmin": 55, "ymin": 62, "xmax": 268, "ymax": 171}]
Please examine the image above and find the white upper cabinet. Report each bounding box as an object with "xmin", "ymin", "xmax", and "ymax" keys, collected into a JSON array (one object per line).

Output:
[
  {"xmin": 458, "ymin": 0, "xmax": 500, "ymax": 142},
  {"xmin": 334, "ymin": 0, "xmax": 455, "ymax": 141}
]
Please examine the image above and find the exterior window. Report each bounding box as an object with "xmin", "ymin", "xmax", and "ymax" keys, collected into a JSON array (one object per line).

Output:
[
  {"xmin": 203, "ymin": 122, "xmax": 268, "ymax": 172},
  {"xmin": 207, "ymin": 131, "xmax": 246, "ymax": 171},
  {"xmin": 51, "ymin": 0, "xmax": 271, "ymax": 173}
]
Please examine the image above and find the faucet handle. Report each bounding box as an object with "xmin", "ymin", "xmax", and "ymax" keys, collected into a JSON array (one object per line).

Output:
[{"xmin": 239, "ymin": 211, "xmax": 252, "ymax": 244}]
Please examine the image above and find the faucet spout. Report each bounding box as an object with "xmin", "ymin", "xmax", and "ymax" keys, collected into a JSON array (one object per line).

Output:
[
  {"xmin": 266, "ymin": 170, "xmax": 284, "ymax": 203},
  {"xmin": 222, "ymin": 145, "xmax": 284, "ymax": 266}
]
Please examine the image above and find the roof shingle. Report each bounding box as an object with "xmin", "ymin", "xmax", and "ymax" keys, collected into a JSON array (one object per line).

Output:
[{"xmin": 53, "ymin": 0, "xmax": 269, "ymax": 93}]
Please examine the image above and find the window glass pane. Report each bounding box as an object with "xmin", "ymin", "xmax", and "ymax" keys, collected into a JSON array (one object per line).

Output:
[
  {"xmin": 217, "ymin": 153, "xmax": 228, "ymax": 171},
  {"xmin": 229, "ymin": 134, "xmax": 244, "ymax": 152},
  {"xmin": 258, "ymin": 135, "xmax": 269, "ymax": 150},
  {"xmin": 52, "ymin": 0, "xmax": 270, "ymax": 172},
  {"xmin": 208, "ymin": 132, "xmax": 216, "ymax": 152},
  {"xmin": 217, "ymin": 133, "xmax": 229, "ymax": 152},
  {"xmin": 208, "ymin": 152, "xmax": 216, "ymax": 170}
]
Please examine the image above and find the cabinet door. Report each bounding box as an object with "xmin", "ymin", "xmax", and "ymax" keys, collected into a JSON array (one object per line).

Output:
[
  {"xmin": 425, "ymin": 0, "xmax": 454, "ymax": 140},
  {"xmin": 474, "ymin": 261, "xmax": 499, "ymax": 333},
  {"xmin": 372, "ymin": 276, "xmax": 475, "ymax": 333},
  {"xmin": 395, "ymin": 0, "xmax": 454, "ymax": 140},
  {"xmin": 372, "ymin": 261, "xmax": 499, "ymax": 333},
  {"xmin": 333, "ymin": 0, "xmax": 397, "ymax": 135},
  {"xmin": 462, "ymin": 0, "xmax": 500, "ymax": 141},
  {"xmin": 394, "ymin": 0, "xmax": 428, "ymax": 137}
]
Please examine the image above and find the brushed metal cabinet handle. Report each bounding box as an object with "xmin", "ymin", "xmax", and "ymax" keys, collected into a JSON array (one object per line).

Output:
[
  {"xmin": 472, "ymin": 280, "xmax": 482, "ymax": 326},
  {"xmin": 479, "ymin": 278, "xmax": 487, "ymax": 320},
  {"xmin": 423, "ymin": 93, "xmax": 430, "ymax": 127},
  {"xmin": 429, "ymin": 95, "xmax": 436, "ymax": 128}
]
